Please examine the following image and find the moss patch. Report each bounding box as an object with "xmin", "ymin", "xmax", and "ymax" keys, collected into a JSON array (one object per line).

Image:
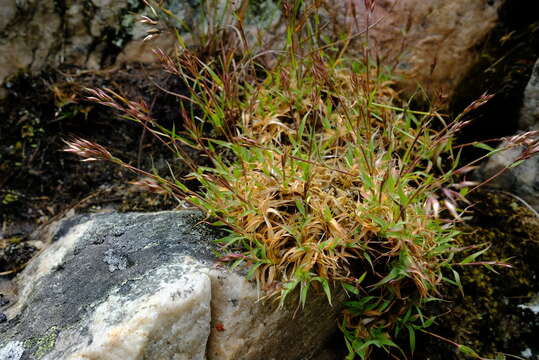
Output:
[
  {"xmin": 415, "ymin": 190, "xmax": 539, "ymax": 359},
  {"xmin": 23, "ymin": 326, "xmax": 59, "ymax": 359}
]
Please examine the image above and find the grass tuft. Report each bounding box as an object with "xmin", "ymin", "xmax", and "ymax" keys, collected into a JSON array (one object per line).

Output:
[{"xmin": 64, "ymin": 1, "xmax": 539, "ymax": 358}]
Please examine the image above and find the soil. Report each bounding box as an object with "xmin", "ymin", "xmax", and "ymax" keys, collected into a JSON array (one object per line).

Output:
[{"xmin": 0, "ymin": 64, "xmax": 199, "ymax": 274}]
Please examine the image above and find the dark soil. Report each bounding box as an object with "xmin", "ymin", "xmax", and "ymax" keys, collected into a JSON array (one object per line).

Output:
[
  {"xmin": 414, "ymin": 190, "xmax": 539, "ymax": 359},
  {"xmin": 0, "ymin": 64, "xmax": 199, "ymax": 274}
]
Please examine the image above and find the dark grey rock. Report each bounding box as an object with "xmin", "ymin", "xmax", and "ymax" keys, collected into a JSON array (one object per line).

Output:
[{"xmin": 475, "ymin": 143, "xmax": 539, "ymax": 212}]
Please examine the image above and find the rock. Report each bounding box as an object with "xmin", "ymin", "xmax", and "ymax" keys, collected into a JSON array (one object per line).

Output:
[
  {"xmin": 127, "ymin": 0, "xmax": 510, "ymax": 100},
  {"xmin": 329, "ymin": 0, "xmax": 505, "ymax": 98},
  {"xmin": 476, "ymin": 58, "xmax": 539, "ymax": 211},
  {"xmin": 0, "ymin": 0, "xmax": 506, "ymax": 100},
  {"xmin": 519, "ymin": 58, "xmax": 539, "ymax": 130},
  {"xmin": 0, "ymin": 211, "xmax": 343, "ymax": 360},
  {"xmin": 476, "ymin": 148, "xmax": 539, "ymax": 213},
  {"xmin": 0, "ymin": 0, "xmax": 279, "ymax": 97},
  {"xmin": 0, "ymin": 0, "xmax": 143, "ymax": 89},
  {"xmin": 474, "ymin": 141, "xmax": 539, "ymax": 212}
]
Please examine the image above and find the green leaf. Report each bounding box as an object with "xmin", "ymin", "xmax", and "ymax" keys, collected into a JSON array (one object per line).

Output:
[
  {"xmin": 377, "ymin": 299, "xmax": 391, "ymax": 313},
  {"xmin": 352, "ymin": 61, "xmax": 361, "ymax": 74},
  {"xmin": 460, "ymin": 245, "xmax": 490, "ymax": 265},
  {"xmin": 373, "ymin": 264, "xmax": 405, "ymax": 288},
  {"xmin": 458, "ymin": 345, "xmax": 480, "ymax": 357},
  {"xmin": 397, "ymin": 185, "xmax": 408, "ymax": 207},
  {"xmin": 357, "ymin": 271, "xmax": 367, "ymax": 285},
  {"xmin": 473, "ymin": 142, "xmax": 495, "ymax": 152},
  {"xmin": 230, "ymin": 258, "xmax": 244, "ymax": 270},
  {"xmin": 422, "ymin": 316, "xmax": 435, "ymax": 328},
  {"xmin": 509, "ymin": 159, "xmax": 525, "ymax": 168},
  {"xmin": 407, "ymin": 325, "xmax": 416, "ymax": 354},
  {"xmin": 363, "ymin": 253, "xmax": 374, "ymax": 271},
  {"xmin": 297, "ymin": 111, "xmax": 308, "ymax": 139},
  {"xmin": 345, "ymin": 298, "xmax": 373, "ymax": 312},
  {"xmin": 315, "ymin": 277, "xmax": 333, "ymax": 305},
  {"xmin": 280, "ymin": 273, "xmax": 303, "ymax": 308},
  {"xmin": 300, "ymin": 281, "xmax": 309, "ymax": 308},
  {"xmin": 247, "ymin": 262, "xmax": 262, "ymax": 279},
  {"xmin": 452, "ymin": 269, "xmax": 464, "ymax": 297},
  {"xmin": 352, "ymin": 340, "xmax": 368, "ymax": 360},
  {"xmin": 400, "ymin": 308, "xmax": 413, "ymax": 325},
  {"xmin": 342, "ymin": 283, "xmax": 360, "ymax": 295},
  {"xmin": 295, "ymin": 199, "xmax": 306, "ymax": 216},
  {"xmin": 344, "ymin": 336, "xmax": 356, "ymax": 360}
]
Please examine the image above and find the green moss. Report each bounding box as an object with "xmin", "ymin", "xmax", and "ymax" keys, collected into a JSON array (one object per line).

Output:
[{"xmin": 417, "ymin": 190, "xmax": 539, "ymax": 358}]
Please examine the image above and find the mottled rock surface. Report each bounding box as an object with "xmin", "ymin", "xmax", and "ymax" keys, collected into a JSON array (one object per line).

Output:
[
  {"xmin": 0, "ymin": 0, "xmax": 279, "ymax": 97},
  {"xmin": 0, "ymin": 211, "xmax": 343, "ymax": 360},
  {"xmin": 0, "ymin": 0, "xmax": 137, "ymax": 90},
  {"xmin": 475, "ymin": 141, "xmax": 539, "ymax": 211}
]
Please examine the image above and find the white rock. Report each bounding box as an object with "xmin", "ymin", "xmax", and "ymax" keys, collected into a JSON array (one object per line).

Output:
[
  {"xmin": 0, "ymin": 341, "xmax": 25, "ymax": 360},
  {"xmin": 67, "ymin": 259, "xmax": 211, "ymax": 360},
  {"xmin": 476, "ymin": 58, "xmax": 539, "ymax": 212}
]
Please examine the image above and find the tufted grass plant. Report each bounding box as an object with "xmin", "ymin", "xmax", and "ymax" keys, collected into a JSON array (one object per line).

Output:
[{"xmin": 64, "ymin": 1, "xmax": 537, "ymax": 358}]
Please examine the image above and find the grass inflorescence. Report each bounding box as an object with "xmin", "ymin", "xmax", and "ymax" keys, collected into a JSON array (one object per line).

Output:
[{"xmin": 64, "ymin": 1, "xmax": 538, "ymax": 358}]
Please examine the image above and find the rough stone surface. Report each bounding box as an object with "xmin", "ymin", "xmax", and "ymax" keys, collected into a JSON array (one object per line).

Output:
[
  {"xmin": 125, "ymin": 0, "xmax": 506, "ymax": 99},
  {"xmin": 0, "ymin": 0, "xmax": 279, "ymax": 96},
  {"xmin": 519, "ymin": 58, "xmax": 539, "ymax": 130},
  {"xmin": 332, "ymin": 0, "xmax": 505, "ymax": 97},
  {"xmin": 0, "ymin": 0, "xmax": 129, "ymax": 87},
  {"xmin": 0, "ymin": 0, "xmax": 504, "ymax": 99},
  {"xmin": 0, "ymin": 211, "xmax": 343, "ymax": 360},
  {"xmin": 206, "ymin": 269, "xmax": 344, "ymax": 360}
]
